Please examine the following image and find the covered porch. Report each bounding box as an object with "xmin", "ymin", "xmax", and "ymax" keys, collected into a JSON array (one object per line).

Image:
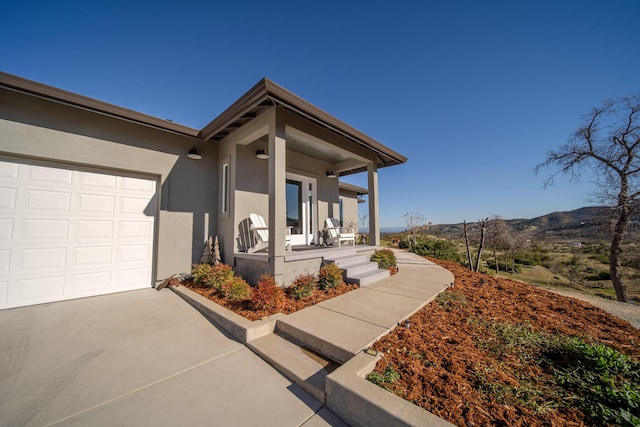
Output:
[{"xmin": 200, "ymin": 79, "xmax": 406, "ymax": 285}]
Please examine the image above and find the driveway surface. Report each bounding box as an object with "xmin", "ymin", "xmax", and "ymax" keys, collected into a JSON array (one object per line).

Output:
[{"xmin": 0, "ymin": 289, "xmax": 341, "ymax": 426}]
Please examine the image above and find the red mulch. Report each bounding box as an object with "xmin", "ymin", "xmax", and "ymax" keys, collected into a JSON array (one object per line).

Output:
[
  {"xmin": 174, "ymin": 279, "xmax": 358, "ymax": 321},
  {"xmin": 370, "ymin": 258, "xmax": 640, "ymax": 427}
]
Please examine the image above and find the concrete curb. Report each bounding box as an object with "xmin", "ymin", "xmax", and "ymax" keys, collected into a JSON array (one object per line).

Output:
[
  {"xmin": 325, "ymin": 352, "xmax": 455, "ymax": 427},
  {"xmin": 169, "ymin": 284, "xmax": 283, "ymax": 343},
  {"xmin": 169, "ymin": 282, "xmax": 455, "ymax": 427}
]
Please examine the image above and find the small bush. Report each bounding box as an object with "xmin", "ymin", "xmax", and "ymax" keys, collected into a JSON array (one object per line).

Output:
[
  {"xmin": 191, "ymin": 263, "xmax": 214, "ymax": 286},
  {"xmin": 220, "ymin": 276, "xmax": 252, "ymax": 301},
  {"xmin": 411, "ymin": 239, "xmax": 463, "ymax": 263},
  {"xmin": 251, "ymin": 274, "xmax": 285, "ymax": 312},
  {"xmin": 208, "ymin": 264, "xmax": 236, "ymax": 292},
  {"xmin": 318, "ymin": 263, "xmax": 344, "ymax": 290},
  {"xmin": 288, "ymin": 274, "xmax": 316, "ymax": 300},
  {"xmin": 367, "ymin": 365, "xmax": 401, "ymax": 392},
  {"xmin": 371, "ymin": 249, "xmax": 397, "ymax": 270}
]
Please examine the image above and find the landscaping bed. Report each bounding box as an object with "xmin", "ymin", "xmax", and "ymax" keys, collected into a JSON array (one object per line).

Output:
[
  {"xmin": 176, "ymin": 278, "xmax": 357, "ymax": 321},
  {"xmin": 369, "ymin": 258, "xmax": 640, "ymax": 427}
]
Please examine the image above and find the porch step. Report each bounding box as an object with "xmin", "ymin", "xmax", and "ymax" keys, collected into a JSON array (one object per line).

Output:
[
  {"xmin": 325, "ymin": 253, "xmax": 390, "ymax": 287},
  {"xmin": 276, "ymin": 318, "xmax": 355, "ymax": 364},
  {"xmin": 247, "ymin": 333, "xmax": 339, "ymax": 403}
]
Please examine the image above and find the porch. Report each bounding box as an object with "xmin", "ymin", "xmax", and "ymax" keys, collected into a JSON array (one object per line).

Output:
[{"xmin": 234, "ymin": 245, "xmax": 388, "ymax": 286}]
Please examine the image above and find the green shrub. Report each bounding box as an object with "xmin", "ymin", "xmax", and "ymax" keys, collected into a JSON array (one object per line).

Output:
[
  {"xmin": 318, "ymin": 263, "xmax": 344, "ymax": 290},
  {"xmin": 251, "ymin": 274, "xmax": 285, "ymax": 311},
  {"xmin": 366, "ymin": 365, "xmax": 401, "ymax": 392},
  {"xmin": 543, "ymin": 337, "xmax": 640, "ymax": 426},
  {"xmin": 220, "ymin": 276, "xmax": 252, "ymax": 301},
  {"xmin": 370, "ymin": 249, "xmax": 397, "ymax": 270},
  {"xmin": 411, "ymin": 239, "xmax": 463, "ymax": 263},
  {"xmin": 208, "ymin": 264, "xmax": 236, "ymax": 291},
  {"xmin": 287, "ymin": 274, "xmax": 316, "ymax": 300},
  {"xmin": 191, "ymin": 263, "xmax": 214, "ymax": 286}
]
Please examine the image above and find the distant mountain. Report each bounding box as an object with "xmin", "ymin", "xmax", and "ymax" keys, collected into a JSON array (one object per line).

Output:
[{"xmin": 396, "ymin": 206, "xmax": 639, "ymax": 243}]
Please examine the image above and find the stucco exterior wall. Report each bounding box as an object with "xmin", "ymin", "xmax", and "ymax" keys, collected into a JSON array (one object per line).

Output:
[
  {"xmin": 339, "ymin": 189, "xmax": 361, "ymax": 231},
  {"xmin": 0, "ymin": 88, "xmax": 218, "ymax": 280}
]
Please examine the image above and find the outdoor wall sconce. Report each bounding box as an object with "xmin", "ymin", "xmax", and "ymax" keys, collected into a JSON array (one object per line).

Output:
[
  {"xmin": 256, "ymin": 147, "xmax": 269, "ymax": 159},
  {"xmin": 187, "ymin": 146, "xmax": 202, "ymax": 160},
  {"xmin": 326, "ymin": 170, "xmax": 337, "ymax": 178}
]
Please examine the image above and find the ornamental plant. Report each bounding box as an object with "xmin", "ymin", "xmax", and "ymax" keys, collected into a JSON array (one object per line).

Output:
[
  {"xmin": 370, "ymin": 249, "xmax": 397, "ymax": 270},
  {"xmin": 190, "ymin": 263, "xmax": 235, "ymax": 291},
  {"xmin": 318, "ymin": 263, "xmax": 344, "ymax": 290},
  {"xmin": 251, "ymin": 274, "xmax": 285, "ymax": 312},
  {"xmin": 220, "ymin": 276, "xmax": 252, "ymax": 301},
  {"xmin": 287, "ymin": 274, "xmax": 316, "ymax": 300}
]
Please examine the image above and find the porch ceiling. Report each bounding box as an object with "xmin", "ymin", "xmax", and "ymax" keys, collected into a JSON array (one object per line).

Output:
[{"xmin": 200, "ymin": 78, "xmax": 407, "ymax": 175}]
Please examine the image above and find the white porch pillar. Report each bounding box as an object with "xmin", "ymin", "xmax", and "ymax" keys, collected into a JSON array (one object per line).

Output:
[
  {"xmin": 367, "ymin": 161, "xmax": 380, "ymax": 246},
  {"xmin": 268, "ymin": 110, "xmax": 287, "ymax": 283}
]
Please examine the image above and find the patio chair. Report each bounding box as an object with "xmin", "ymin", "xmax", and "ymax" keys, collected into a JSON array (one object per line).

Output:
[
  {"xmin": 323, "ymin": 218, "xmax": 356, "ymax": 247},
  {"xmin": 248, "ymin": 213, "xmax": 292, "ymax": 253}
]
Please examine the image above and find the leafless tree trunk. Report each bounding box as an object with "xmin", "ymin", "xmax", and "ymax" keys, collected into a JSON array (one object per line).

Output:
[
  {"xmin": 463, "ymin": 220, "xmax": 473, "ymax": 271},
  {"xmin": 536, "ymin": 93, "xmax": 640, "ymax": 302},
  {"xmin": 474, "ymin": 218, "xmax": 488, "ymax": 272}
]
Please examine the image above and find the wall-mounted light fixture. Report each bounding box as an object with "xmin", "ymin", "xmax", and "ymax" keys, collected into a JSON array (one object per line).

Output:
[
  {"xmin": 326, "ymin": 170, "xmax": 337, "ymax": 179},
  {"xmin": 256, "ymin": 147, "xmax": 269, "ymax": 159},
  {"xmin": 187, "ymin": 146, "xmax": 202, "ymax": 160}
]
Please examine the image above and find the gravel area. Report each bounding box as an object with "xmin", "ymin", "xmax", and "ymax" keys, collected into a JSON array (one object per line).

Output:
[{"xmin": 550, "ymin": 289, "xmax": 640, "ymax": 330}]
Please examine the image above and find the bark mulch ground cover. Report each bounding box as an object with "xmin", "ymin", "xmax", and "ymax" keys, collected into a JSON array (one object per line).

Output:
[
  {"xmin": 174, "ymin": 278, "xmax": 358, "ymax": 322},
  {"xmin": 369, "ymin": 258, "xmax": 640, "ymax": 427}
]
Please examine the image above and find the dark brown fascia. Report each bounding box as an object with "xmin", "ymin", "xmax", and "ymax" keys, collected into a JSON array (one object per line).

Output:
[
  {"xmin": 0, "ymin": 71, "xmax": 200, "ymax": 138},
  {"xmin": 199, "ymin": 78, "xmax": 408, "ymax": 168}
]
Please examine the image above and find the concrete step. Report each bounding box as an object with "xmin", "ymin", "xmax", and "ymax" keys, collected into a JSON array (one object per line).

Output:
[
  {"xmin": 324, "ymin": 254, "xmax": 367, "ymax": 268},
  {"xmin": 341, "ymin": 260, "xmax": 381, "ymax": 278},
  {"xmin": 347, "ymin": 268, "xmax": 390, "ymax": 286},
  {"xmin": 276, "ymin": 318, "xmax": 355, "ymax": 365},
  {"xmin": 247, "ymin": 333, "xmax": 340, "ymax": 403}
]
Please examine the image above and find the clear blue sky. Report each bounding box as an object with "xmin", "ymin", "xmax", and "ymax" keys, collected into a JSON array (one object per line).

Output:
[{"xmin": 2, "ymin": 0, "xmax": 639, "ymax": 227}]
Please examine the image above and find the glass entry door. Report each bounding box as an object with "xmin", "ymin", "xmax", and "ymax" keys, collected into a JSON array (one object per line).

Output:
[{"xmin": 286, "ymin": 173, "xmax": 317, "ymax": 246}]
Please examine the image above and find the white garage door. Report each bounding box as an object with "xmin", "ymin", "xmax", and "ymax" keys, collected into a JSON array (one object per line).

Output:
[{"xmin": 0, "ymin": 159, "xmax": 157, "ymax": 309}]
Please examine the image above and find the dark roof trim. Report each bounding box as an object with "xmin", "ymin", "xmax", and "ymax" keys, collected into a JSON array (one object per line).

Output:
[
  {"xmin": 339, "ymin": 181, "xmax": 368, "ymax": 195},
  {"xmin": 0, "ymin": 71, "xmax": 200, "ymax": 138},
  {"xmin": 200, "ymin": 78, "xmax": 407, "ymax": 168}
]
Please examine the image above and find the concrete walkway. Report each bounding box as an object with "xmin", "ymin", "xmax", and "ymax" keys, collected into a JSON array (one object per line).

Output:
[
  {"xmin": 0, "ymin": 249, "xmax": 454, "ymax": 427},
  {"xmin": 0, "ymin": 289, "xmax": 341, "ymax": 427},
  {"xmin": 277, "ymin": 249, "xmax": 454, "ymax": 364}
]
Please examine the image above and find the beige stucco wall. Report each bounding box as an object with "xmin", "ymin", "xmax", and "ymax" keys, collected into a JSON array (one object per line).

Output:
[
  {"xmin": 0, "ymin": 88, "xmax": 218, "ymax": 281},
  {"xmin": 339, "ymin": 189, "xmax": 362, "ymax": 231}
]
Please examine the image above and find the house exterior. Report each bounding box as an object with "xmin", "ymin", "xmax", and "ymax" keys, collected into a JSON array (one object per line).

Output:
[{"xmin": 0, "ymin": 72, "xmax": 406, "ymax": 309}]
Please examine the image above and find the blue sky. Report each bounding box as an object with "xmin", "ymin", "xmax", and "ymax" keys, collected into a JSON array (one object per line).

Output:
[{"xmin": 1, "ymin": 0, "xmax": 639, "ymax": 227}]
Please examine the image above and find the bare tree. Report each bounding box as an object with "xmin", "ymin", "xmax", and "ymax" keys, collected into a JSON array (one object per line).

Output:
[
  {"xmin": 463, "ymin": 220, "xmax": 473, "ymax": 270},
  {"xmin": 402, "ymin": 211, "xmax": 427, "ymax": 247},
  {"xmin": 536, "ymin": 93, "xmax": 640, "ymax": 302},
  {"xmin": 487, "ymin": 216, "xmax": 512, "ymax": 273},
  {"xmin": 475, "ymin": 218, "xmax": 489, "ymax": 272}
]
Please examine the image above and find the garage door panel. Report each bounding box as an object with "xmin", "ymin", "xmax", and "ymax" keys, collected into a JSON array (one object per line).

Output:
[
  {"xmin": 20, "ymin": 247, "xmax": 67, "ymax": 270},
  {"xmin": 73, "ymin": 246, "xmax": 113, "ymax": 266},
  {"xmin": 19, "ymin": 275, "xmax": 65, "ymax": 301},
  {"xmin": 0, "ymin": 159, "xmax": 157, "ymax": 309},
  {"xmin": 77, "ymin": 193, "xmax": 116, "ymax": 214},
  {"xmin": 23, "ymin": 219, "xmax": 69, "ymax": 240},
  {"xmin": 75, "ymin": 220, "xmax": 114, "ymax": 239},
  {"xmin": 0, "ymin": 187, "xmax": 17, "ymax": 209},
  {"xmin": 78, "ymin": 171, "xmax": 117, "ymax": 189},
  {"xmin": 72, "ymin": 271, "xmax": 111, "ymax": 294}
]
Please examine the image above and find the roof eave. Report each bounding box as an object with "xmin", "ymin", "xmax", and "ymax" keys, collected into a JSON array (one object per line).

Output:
[{"xmin": 0, "ymin": 71, "xmax": 200, "ymax": 138}]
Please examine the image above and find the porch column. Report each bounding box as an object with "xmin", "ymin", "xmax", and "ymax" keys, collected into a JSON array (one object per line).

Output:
[
  {"xmin": 367, "ymin": 161, "xmax": 380, "ymax": 246},
  {"xmin": 268, "ymin": 110, "xmax": 287, "ymax": 283}
]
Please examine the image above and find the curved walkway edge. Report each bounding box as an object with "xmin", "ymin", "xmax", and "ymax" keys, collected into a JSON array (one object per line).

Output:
[{"xmin": 171, "ymin": 248, "xmax": 456, "ymax": 426}]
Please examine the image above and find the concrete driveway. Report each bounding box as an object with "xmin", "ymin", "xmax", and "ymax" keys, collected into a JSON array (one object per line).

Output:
[{"xmin": 0, "ymin": 289, "xmax": 342, "ymax": 426}]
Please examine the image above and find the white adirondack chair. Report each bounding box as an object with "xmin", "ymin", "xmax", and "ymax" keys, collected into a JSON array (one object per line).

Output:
[
  {"xmin": 248, "ymin": 213, "xmax": 292, "ymax": 253},
  {"xmin": 324, "ymin": 218, "xmax": 355, "ymax": 247}
]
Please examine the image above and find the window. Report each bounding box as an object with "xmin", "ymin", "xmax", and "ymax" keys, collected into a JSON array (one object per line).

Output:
[
  {"xmin": 339, "ymin": 198, "xmax": 344, "ymax": 227},
  {"xmin": 221, "ymin": 161, "xmax": 229, "ymax": 214}
]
